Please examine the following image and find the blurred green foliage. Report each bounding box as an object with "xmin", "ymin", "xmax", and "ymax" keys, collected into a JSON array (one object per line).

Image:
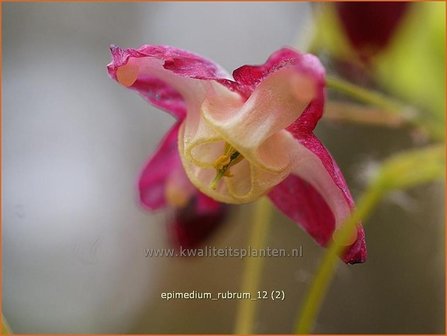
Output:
[{"xmin": 311, "ymin": 2, "xmax": 446, "ymax": 139}]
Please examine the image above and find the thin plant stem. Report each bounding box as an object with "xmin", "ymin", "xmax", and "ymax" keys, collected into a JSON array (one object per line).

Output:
[
  {"xmin": 234, "ymin": 197, "xmax": 272, "ymax": 334},
  {"xmin": 295, "ymin": 184, "xmax": 384, "ymax": 334},
  {"xmin": 326, "ymin": 75, "xmax": 445, "ymax": 140},
  {"xmin": 324, "ymin": 101, "xmax": 406, "ymax": 127},
  {"xmin": 326, "ymin": 75, "xmax": 406, "ymax": 115}
]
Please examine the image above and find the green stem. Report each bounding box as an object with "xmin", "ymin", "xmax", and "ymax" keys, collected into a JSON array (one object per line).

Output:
[
  {"xmin": 234, "ymin": 197, "xmax": 272, "ymax": 334},
  {"xmin": 326, "ymin": 76, "xmax": 405, "ymax": 115},
  {"xmin": 295, "ymin": 184, "xmax": 384, "ymax": 334},
  {"xmin": 326, "ymin": 75, "xmax": 445, "ymax": 140},
  {"xmin": 324, "ymin": 101, "xmax": 406, "ymax": 127}
]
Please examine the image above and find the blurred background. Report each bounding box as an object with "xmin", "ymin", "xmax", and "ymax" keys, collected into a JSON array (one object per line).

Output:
[{"xmin": 3, "ymin": 2, "xmax": 445, "ymax": 334}]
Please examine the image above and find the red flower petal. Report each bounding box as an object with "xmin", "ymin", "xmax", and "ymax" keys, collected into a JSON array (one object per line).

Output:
[
  {"xmin": 107, "ymin": 45, "xmax": 240, "ymax": 119},
  {"xmin": 138, "ymin": 121, "xmax": 182, "ymax": 210},
  {"xmin": 139, "ymin": 119, "xmax": 228, "ymax": 249},
  {"xmin": 231, "ymin": 47, "xmax": 326, "ymax": 133},
  {"xmin": 270, "ymin": 174, "xmax": 335, "ymax": 244},
  {"xmin": 287, "ymin": 79, "xmax": 326, "ymax": 136},
  {"xmin": 269, "ymin": 134, "xmax": 367, "ymax": 264},
  {"xmin": 232, "ymin": 48, "xmax": 325, "ymax": 99},
  {"xmin": 132, "ymin": 77, "xmax": 187, "ymax": 120}
]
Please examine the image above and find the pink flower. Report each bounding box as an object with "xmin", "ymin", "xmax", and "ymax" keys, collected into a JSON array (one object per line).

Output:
[{"xmin": 107, "ymin": 45, "xmax": 367, "ymax": 263}]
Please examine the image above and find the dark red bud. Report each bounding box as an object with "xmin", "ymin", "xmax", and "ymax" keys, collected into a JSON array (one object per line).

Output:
[
  {"xmin": 336, "ymin": 2, "xmax": 410, "ymax": 61},
  {"xmin": 169, "ymin": 197, "xmax": 228, "ymax": 250}
]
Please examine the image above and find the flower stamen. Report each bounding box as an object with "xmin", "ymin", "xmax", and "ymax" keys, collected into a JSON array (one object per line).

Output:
[{"xmin": 210, "ymin": 143, "xmax": 244, "ymax": 190}]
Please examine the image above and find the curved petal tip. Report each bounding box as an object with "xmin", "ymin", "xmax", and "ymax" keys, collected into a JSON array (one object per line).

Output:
[{"xmin": 342, "ymin": 227, "xmax": 367, "ymax": 264}]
